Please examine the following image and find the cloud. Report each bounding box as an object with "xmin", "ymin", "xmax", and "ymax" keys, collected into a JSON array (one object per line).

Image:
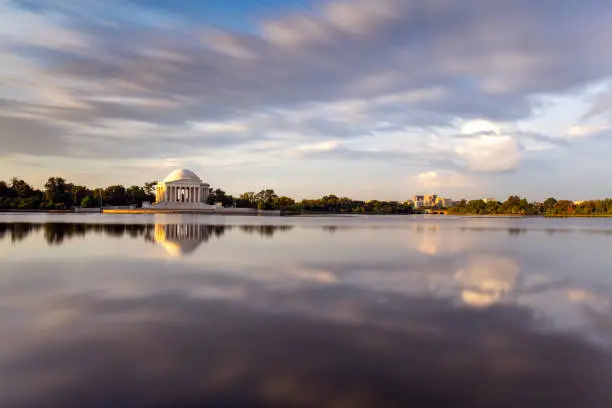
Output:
[
  {"xmin": 455, "ymin": 133, "xmax": 520, "ymax": 172},
  {"xmin": 415, "ymin": 170, "xmax": 474, "ymax": 190},
  {"xmin": 2, "ymin": 0, "xmax": 612, "ymax": 193},
  {"xmin": 567, "ymin": 123, "xmax": 610, "ymax": 139}
]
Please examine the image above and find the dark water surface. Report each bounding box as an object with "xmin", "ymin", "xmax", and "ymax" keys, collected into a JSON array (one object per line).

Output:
[{"xmin": 1, "ymin": 213, "xmax": 612, "ymax": 407}]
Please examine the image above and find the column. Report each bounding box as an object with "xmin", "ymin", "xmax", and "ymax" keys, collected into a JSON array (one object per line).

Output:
[{"xmin": 196, "ymin": 187, "xmax": 200, "ymax": 203}]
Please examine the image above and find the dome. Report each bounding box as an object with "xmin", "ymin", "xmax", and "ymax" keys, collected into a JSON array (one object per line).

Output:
[{"xmin": 163, "ymin": 168, "xmax": 201, "ymax": 183}]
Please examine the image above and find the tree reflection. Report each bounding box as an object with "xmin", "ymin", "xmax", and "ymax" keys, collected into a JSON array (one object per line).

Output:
[{"xmin": 0, "ymin": 222, "xmax": 294, "ymax": 253}]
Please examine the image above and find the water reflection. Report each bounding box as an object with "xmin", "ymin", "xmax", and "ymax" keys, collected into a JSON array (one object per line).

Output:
[
  {"xmin": 154, "ymin": 224, "xmax": 227, "ymax": 256},
  {"xmin": 455, "ymin": 255, "xmax": 520, "ymax": 307},
  {"xmin": 2, "ymin": 216, "xmax": 612, "ymax": 406},
  {"xmin": 1, "ymin": 287, "xmax": 611, "ymax": 407},
  {"xmin": 0, "ymin": 222, "xmax": 294, "ymax": 257}
]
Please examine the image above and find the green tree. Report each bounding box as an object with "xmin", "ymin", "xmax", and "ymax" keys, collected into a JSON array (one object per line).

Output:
[
  {"xmin": 11, "ymin": 178, "xmax": 33, "ymax": 198},
  {"xmin": 255, "ymin": 189, "xmax": 278, "ymax": 203},
  {"xmin": 273, "ymin": 196, "xmax": 295, "ymax": 209},
  {"xmin": 103, "ymin": 185, "xmax": 127, "ymax": 206},
  {"xmin": 126, "ymin": 185, "xmax": 148, "ymax": 206},
  {"xmin": 44, "ymin": 177, "xmax": 72, "ymax": 206},
  {"xmin": 143, "ymin": 181, "xmax": 158, "ymax": 196},
  {"xmin": 206, "ymin": 188, "xmax": 234, "ymax": 207},
  {"xmin": 236, "ymin": 192, "xmax": 256, "ymax": 208},
  {"xmin": 71, "ymin": 185, "xmax": 91, "ymax": 206},
  {"xmin": 80, "ymin": 196, "xmax": 95, "ymax": 208},
  {"xmin": 543, "ymin": 198, "xmax": 557, "ymax": 212},
  {"xmin": 0, "ymin": 181, "xmax": 11, "ymax": 197}
]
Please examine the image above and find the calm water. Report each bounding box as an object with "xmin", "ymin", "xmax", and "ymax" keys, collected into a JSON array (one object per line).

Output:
[{"xmin": 1, "ymin": 213, "xmax": 612, "ymax": 407}]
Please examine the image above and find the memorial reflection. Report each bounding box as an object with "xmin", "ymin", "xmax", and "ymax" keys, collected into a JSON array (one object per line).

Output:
[
  {"xmin": 154, "ymin": 224, "xmax": 227, "ymax": 256},
  {"xmin": 0, "ymin": 222, "xmax": 294, "ymax": 256}
]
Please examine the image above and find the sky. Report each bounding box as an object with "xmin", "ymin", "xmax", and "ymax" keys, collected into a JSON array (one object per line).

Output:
[{"xmin": 1, "ymin": 0, "xmax": 612, "ymax": 201}]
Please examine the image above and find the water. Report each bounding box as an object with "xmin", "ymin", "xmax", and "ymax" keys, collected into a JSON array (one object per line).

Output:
[{"xmin": 1, "ymin": 213, "xmax": 612, "ymax": 407}]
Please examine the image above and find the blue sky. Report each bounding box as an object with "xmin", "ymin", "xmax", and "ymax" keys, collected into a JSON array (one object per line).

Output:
[{"xmin": 1, "ymin": 0, "xmax": 612, "ymax": 200}]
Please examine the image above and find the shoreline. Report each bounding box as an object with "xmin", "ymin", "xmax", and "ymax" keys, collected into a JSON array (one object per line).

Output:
[{"xmin": 3, "ymin": 209, "xmax": 612, "ymax": 218}]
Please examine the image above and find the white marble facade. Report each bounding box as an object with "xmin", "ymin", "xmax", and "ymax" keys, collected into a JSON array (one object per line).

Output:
[{"xmin": 152, "ymin": 169, "xmax": 213, "ymax": 208}]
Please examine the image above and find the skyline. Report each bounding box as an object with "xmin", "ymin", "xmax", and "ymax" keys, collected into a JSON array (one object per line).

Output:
[{"xmin": 2, "ymin": 0, "xmax": 612, "ymax": 200}]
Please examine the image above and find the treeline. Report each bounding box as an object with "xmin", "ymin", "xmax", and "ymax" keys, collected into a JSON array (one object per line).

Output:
[
  {"xmin": 232, "ymin": 191, "xmax": 414, "ymax": 214},
  {"xmin": 448, "ymin": 196, "xmax": 538, "ymax": 215},
  {"xmin": 0, "ymin": 178, "xmax": 414, "ymax": 214},
  {"xmin": 448, "ymin": 196, "xmax": 612, "ymax": 216},
  {"xmin": 541, "ymin": 198, "xmax": 612, "ymax": 216},
  {"xmin": 0, "ymin": 177, "xmax": 157, "ymax": 209}
]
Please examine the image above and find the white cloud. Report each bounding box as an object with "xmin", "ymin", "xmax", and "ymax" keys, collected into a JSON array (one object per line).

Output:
[
  {"xmin": 414, "ymin": 170, "xmax": 473, "ymax": 190},
  {"xmin": 455, "ymin": 133, "xmax": 520, "ymax": 172},
  {"xmin": 288, "ymin": 140, "xmax": 342, "ymax": 157},
  {"xmin": 461, "ymin": 119, "xmax": 501, "ymax": 136},
  {"xmin": 0, "ymin": 0, "xmax": 89, "ymax": 51},
  {"xmin": 567, "ymin": 123, "xmax": 609, "ymax": 139},
  {"xmin": 189, "ymin": 121, "xmax": 248, "ymax": 134}
]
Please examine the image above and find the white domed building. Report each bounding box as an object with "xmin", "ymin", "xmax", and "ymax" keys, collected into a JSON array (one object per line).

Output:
[{"xmin": 152, "ymin": 169, "xmax": 215, "ymax": 209}]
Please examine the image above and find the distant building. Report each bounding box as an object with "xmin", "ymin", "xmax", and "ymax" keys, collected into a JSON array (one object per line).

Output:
[
  {"xmin": 573, "ymin": 200, "xmax": 586, "ymax": 205},
  {"xmin": 435, "ymin": 197, "xmax": 454, "ymax": 208},
  {"xmin": 483, "ymin": 198, "xmax": 498, "ymax": 203},
  {"xmin": 424, "ymin": 194, "xmax": 438, "ymax": 207},
  {"xmin": 412, "ymin": 195, "xmax": 425, "ymax": 208}
]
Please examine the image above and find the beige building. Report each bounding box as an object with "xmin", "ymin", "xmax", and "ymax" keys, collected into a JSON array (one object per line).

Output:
[
  {"xmin": 424, "ymin": 194, "xmax": 438, "ymax": 207},
  {"xmin": 412, "ymin": 195, "xmax": 425, "ymax": 208},
  {"xmin": 435, "ymin": 197, "xmax": 454, "ymax": 208}
]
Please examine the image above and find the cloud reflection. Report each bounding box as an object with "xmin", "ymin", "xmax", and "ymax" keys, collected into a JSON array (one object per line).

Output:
[
  {"xmin": 1, "ymin": 289, "xmax": 611, "ymax": 408},
  {"xmin": 455, "ymin": 255, "xmax": 520, "ymax": 307},
  {"xmin": 3, "ymin": 217, "xmax": 612, "ymax": 406}
]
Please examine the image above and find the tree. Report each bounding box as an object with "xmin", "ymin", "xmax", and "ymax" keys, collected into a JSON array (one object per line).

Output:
[
  {"xmin": 44, "ymin": 177, "xmax": 72, "ymax": 206},
  {"xmin": 126, "ymin": 185, "xmax": 147, "ymax": 206},
  {"xmin": 81, "ymin": 196, "xmax": 95, "ymax": 208},
  {"xmin": 255, "ymin": 189, "xmax": 278, "ymax": 208},
  {"xmin": 553, "ymin": 200, "xmax": 574, "ymax": 214},
  {"xmin": 103, "ymin": 185, "xmax": 127, "ymax": 206},
  {"xmin": 0, "ymin": 181, "xmax": 11, "ymax": 197},
  {"xmin": 72, "ymin": 185, "xmax": 91, "ymax": 206},
  {"xmin": 543, "ymin": 197, "xmax": 557, "ymax": 212},
  {"xmin": 206, "ymin": 187, "xmax": 234, "ymax": 207},
  {"xmin": 143, "ymin": 181, "xmax": 158, "ymax": 196},
  {"xmin": 11, "ymin": 178, "xmax": 33, "ymax": 198},
  {"xmin": 485, "ymin": 200, "xmax": 500, "ymax": 214},
  {"xmin": 236, "ymin": 192, "xmax": 256, "ymax": 208},
  {"xmin": 274, "ymin": 196, "xmax": 295, "ymax": 209}
]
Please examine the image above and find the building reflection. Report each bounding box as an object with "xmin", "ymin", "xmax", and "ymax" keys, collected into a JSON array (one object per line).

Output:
[
  {"xmin": 0, "ymin": 222, "xmax": 294, "ymax": 257},
  {"xmin": 154, "ymin": 224, "xmax": 226, "ymax": 257}
]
